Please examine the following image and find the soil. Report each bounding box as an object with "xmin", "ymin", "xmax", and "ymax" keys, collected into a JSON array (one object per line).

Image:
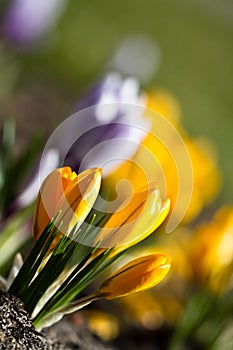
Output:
[{"xmin": 0, "ymin": 291, "xmax": 115, "ymax": 350}]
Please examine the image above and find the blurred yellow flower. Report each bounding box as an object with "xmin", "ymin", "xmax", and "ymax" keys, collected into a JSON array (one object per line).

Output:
[
  {"xmin": 184, "ymin": 138, "xmax": 221, "ymax": 221},
  {"xmin": 147, "ymin": 89, "xmax": 181, "ymax": 126},
  {"xmin": 147, "ymin": 90, "xmax": 221, "ymax": 222},
  {"xmin": 105, "ymin": 90, "xmax": 220, "ymax": 224},
  {"xmin": 118, "ymin": 289, "xmax": 182, "ymax": 329},
  {"xmin": 144, "ymin": 207, "xmax": 233, "ymax": 295},
  {"xmin": 190, "ymin": 206, "xmax": 233, "ymax": 293},
  {"xmin": 33, "ymin": 166, "xmax": 101, "ymax": 243},
  {"xmin": 99, "ymin": 254, "xmax": 171, "ymax": 300},
  {"xmin": 84, "ymin": 310, "xmax": 120, "ymax": 341}
]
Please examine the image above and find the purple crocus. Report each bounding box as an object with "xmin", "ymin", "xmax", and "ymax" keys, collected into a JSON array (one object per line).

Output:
[
  {"xmin": 49, "ymin": 72, "xmax": 150, "ymax": 176},
  {"xmin": 2, "ymin": 0, "xmax": 66, "ymax": 47}
]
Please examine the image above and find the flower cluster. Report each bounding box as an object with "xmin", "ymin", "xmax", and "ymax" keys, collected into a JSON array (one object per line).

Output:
[
  {"xmin": 0, "ymin": 82, "xmax": 230, "ymax": 350},
  {"xmin": 4, "ymin": 166, "xmax": 170, "ymax": 331}
]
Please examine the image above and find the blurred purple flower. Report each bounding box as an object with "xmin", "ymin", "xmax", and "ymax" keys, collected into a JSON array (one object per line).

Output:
[
  {"xmin": 59, "ymin": 72, "xmax": 150, "ymax": 175},
  {"xmin": 2, "ymin": 0, "xmax": 66, "ymax": 46}
]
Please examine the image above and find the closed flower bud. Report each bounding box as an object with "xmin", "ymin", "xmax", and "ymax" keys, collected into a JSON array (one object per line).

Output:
[
  {"xmin": 33, "ymin": 167, "xmax": 101, "ymax": 241},
  {"xmin": 99, "ymin": 254, "xmax": 171, "ymax": 300}
]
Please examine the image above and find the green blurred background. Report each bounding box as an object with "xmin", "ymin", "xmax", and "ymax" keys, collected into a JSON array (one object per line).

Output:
[{"xmin": 1, "ymin": 0, "xmax": 232, "ymax": 204}]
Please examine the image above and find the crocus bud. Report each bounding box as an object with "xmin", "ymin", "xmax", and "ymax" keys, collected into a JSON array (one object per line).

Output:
[
  {"xmin": 33, "ymin": 167, "xmax": 101, "ymax": 241},
  {"xmin": 99, "ymin": 254, "xmax": 171, "ymax": 300}
]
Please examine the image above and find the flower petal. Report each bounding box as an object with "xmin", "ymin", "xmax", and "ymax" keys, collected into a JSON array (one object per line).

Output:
[
  {"xmin": 95, "ymin": 186, "xmax": 169, "ymax": 249},
  {"xmin": 33, "ymin": 167, "xmax": 75, "ymax": 240},
  {"xmin": 56, "ymin": 168, "xmax": 102, "ymax": 234},
  {"xmin": 33, "ymin": 167, "xmax": 101, "ymax": 242}
]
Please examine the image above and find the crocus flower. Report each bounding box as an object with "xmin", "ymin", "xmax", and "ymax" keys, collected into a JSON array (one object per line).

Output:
[
  {"xmin": 32, "ymin": 166, "xmax": 170, "ymax": 254},
  {"xmin": 33, "ymin": 166, "xmax": 101, "ymax": 242},
  {"xmin": 58, "ymin": 72, "xmax": 150, "ymax": 176},
  {"xmin": 143, "ymin": 91, "xmax": 221, "ymax": 223},
  {"xmin": 2, "ymin": 0, "xmax": 67, "ymax": 47},
  {"xmin": 106, "ymin": 89, "xmax": 221, "ymax": 228},
  {"xmin": 98, "ymin": 254, "xmax": 171, "ymax": 299},
  {"xmin": 6, "ymin": 165, "xmax": 171, "ymax": 331},
  {"xmin": 190, "ymin": 206, "xmax": 233, "ymax": 293}
]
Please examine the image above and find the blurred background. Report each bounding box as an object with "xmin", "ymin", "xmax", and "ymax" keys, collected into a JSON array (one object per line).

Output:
[
  {"xmin": 0, "ymin": 1, "xmax": 232, "ymax": 349},
  {"xmin": 0, "ymin": 0, "xmax": 232, "ymax": 203}
]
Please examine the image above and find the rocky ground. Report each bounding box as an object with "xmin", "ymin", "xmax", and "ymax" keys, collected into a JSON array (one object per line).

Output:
[{"xmin": 0, "ymin": 291, "xmax": 115, "ymax": 350}]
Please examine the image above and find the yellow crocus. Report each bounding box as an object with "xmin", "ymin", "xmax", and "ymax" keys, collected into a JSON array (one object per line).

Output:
[
  {"xmin": 105, "ymin": 90, "xmax": 221, "ymax": 224},
  {"xmin": 146, "ymin": 91, "xmax": 221, "ymax": 222},
  {"xmin": 118, "ymin": 289, "xmax": 182, "ymax": 329},
  {"xmin": 95, "ymin": 185, "xmax": 170, "ymax": 249},
  {"xmin": 190, "ymin": 206, "xmax": 233, "ymax": 293},
  {"xmin": 99, "ymin": 254, "xmax": 171, "ymax": 300},
  {"xmin": 33, "ymin": 167, "xmax": 101, "ymax": 241}
]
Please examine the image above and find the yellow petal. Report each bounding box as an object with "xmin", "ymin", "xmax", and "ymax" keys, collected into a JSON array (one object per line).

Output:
[
  {"xmin": 118, "ymin": 193, "xmax": 170, "ymax": 250},
  {"xmin": 56, "ymin": 168, "xmax": 102, "ymax": 235},
  {"xmin": 99, "ymin": 254, "xmax": 171, "ymax": 299},
  {"xmin": 33, "ymin": 167, "xmax": 102, "ymax": 243},
  {"xmin": 95, "ymin": 186, "xmax": 169, "ymax": 249}
]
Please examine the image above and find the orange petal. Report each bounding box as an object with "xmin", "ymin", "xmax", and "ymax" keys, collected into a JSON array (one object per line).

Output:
[
  {"xmin": 56, "ymin": 168, "xmax": 102, "ymax": 235},
  {"xmin": 33, "ymin": 167, "xmax": 101, "ymax": 243},
  {"xmin": 33, "ymin": 167, "xmax": 76, "ymax": 241}
]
